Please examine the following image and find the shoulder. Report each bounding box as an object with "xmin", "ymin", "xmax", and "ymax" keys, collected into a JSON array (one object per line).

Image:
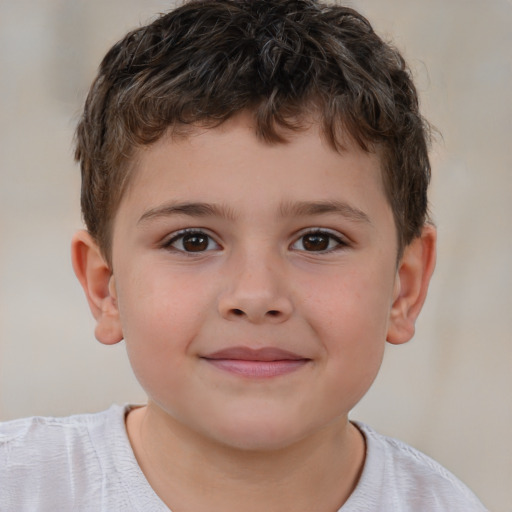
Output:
[
  {"xmin": 0, "ymin": 405, "xmax": 142, "ymax": 511},
  {"xmin": 341, "ymin": 422, "xmax": 488, "ymax": 512},
  {"xmin": 0, "ymin": 405, "xmax": 123, "ymax": 459}
]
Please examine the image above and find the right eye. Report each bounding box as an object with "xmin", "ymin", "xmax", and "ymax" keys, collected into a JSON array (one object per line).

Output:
[{"xmin": 164, "ymin": 230, "xmax": 221, "ymax": 253}]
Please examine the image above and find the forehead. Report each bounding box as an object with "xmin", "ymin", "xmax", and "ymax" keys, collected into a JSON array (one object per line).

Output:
[
  {"xmin": 113, "ymin": 115, "xmax": 392, "ymax": 239},
  {"xmin": 126, "ymin": 115, "xmax": 385, "ymax": 196}
]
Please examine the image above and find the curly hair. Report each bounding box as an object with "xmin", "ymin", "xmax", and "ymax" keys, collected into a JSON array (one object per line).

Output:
[{"xmin": 75, "ymin": 0, "xmax": 431, "ymax": 262}]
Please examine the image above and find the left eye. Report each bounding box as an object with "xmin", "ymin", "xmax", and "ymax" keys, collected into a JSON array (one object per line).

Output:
[
  {"xmin": 291, "ymin": 231, "xmax": 344, "ymax": 252},
  {"xmin": 165, "ymin": 230, "xmax": 220, "ymax": 253}
]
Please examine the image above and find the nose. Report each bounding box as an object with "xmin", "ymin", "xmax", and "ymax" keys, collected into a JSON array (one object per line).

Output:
[{"xmin": 217, "ymin": 252, "xmax": 294, "ymax": 324}]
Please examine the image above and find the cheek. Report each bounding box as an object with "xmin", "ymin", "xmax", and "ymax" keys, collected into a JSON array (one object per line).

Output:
[
  {"xmin": 302, "ymin": 266, "xmax": 394, "ymax": 338},
  {"xmin": 117, "ymin": 283, "xmax": 204, "ymax": 407},
  {"xmin": 299, "ymin": 264, "xmax": 394, "ymax": 398},
  {"xmin": 118, "ymin": 262, "xmax": 207, "ymax": 330},
  {"xmin": 114, "ymin": 266, "xmax": 212, "ymax": 377}
]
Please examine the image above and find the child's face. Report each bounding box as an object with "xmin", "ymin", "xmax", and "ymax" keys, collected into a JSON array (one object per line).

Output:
[{"xmin": 106, "ymin": 114, "xmax": 405, "ymax": 450}]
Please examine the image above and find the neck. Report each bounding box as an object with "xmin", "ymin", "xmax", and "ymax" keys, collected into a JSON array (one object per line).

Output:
[{"xmin": 126, "ymin": 403, "xmax": 365, "ymax": 512}]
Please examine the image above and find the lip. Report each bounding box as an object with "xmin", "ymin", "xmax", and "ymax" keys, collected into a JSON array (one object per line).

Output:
[{"xmin": 201, "ymin": 346, "xmax": 310, "ymax": 378}]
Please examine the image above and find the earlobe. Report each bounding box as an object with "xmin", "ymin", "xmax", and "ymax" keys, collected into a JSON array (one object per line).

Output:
[
  {"xmin": 386, "ymin": 225, "xmax": 437, "ymax": 345},
  {"xmin": 71, "ymin": 230, "xmax": 123, "ymax": 345}
]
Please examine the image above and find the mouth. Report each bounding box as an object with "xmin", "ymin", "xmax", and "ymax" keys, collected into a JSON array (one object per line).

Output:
[{"xmin": 201, "ymin": 346, "xmax": 311, "ymax": 378}]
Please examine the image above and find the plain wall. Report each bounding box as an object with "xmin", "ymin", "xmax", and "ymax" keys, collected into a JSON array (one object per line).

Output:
[{"xmin": 1, "ymin": 1, "xmax": 511, "ymax": 510}]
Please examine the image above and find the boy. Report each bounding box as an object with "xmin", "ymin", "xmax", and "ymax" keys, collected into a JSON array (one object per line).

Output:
[{"xmin": 0, "ymin": 0, "xmax": 487, "ymax": 510}]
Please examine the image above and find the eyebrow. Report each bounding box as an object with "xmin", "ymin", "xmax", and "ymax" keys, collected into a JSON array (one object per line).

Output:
[
  {"xmin": 138, "ymin": 200, "xmax": 371, "ymax": 224},
  {"xmin": 279, "ymin": 200, "xmax": 372, "ymax": 224},
  {"xmin": 138, "ymin": 201, "xmax": 236, "ymax": 223}
]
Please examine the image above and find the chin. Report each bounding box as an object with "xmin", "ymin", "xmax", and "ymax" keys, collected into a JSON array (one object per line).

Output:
[{"xmin": 204, "ymin": 413, "xmax": 318, "ymax": 453}]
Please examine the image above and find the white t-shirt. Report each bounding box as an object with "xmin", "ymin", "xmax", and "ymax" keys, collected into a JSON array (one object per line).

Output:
[{"xmin": 0, "ymin": 405, "xmax": 487, "ymax": 511}]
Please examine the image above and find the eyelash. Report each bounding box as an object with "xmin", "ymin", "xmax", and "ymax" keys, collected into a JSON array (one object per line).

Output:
[
  {"xmin": 290, "ymin": 229, "xmax": 348, "ymax": 253},
  {"xmin": 162, "ymin": 228, "xmax": 348, "ymax": 254},
  {"xmin": 162, "ymin": 229, "xmax": 221, "ymax": 253}
]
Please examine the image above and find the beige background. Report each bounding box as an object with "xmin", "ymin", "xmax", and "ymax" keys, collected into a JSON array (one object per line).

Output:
[{"xmin": 0, "ymin": 1, "xmax": 511, "ymax": 510}]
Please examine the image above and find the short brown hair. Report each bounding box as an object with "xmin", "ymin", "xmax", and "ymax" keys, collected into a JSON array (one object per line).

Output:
[{"xmin": 75, "ymin": 0, "xmax": 431, "ymax": 262}]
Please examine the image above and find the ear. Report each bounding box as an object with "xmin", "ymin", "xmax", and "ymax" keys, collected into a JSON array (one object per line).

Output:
[
  {"xmin": 386, "ymin": 224, "xmax": 437, "ymax": 345},
  {"xmin": 71, "ymin": 230, "xmax": 123, "ymax": 345}
]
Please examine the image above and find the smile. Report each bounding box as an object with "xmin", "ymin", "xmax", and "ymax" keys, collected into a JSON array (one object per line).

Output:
[{"xmin": 201, "ymin": 346, "xmax": 311, "ymax": 378}]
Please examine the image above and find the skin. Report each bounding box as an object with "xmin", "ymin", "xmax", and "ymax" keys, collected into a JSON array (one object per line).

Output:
[{"xmin": 72, "ymin": 113, "xmax": 436, "ymax": 511}]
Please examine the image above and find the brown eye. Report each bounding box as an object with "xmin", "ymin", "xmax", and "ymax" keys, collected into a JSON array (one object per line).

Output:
[
  {"xmin": 166, "ymin": 230, "xmax": 220, "ymax": 253},
  {"xmin": 182, "ymin": 233, "xmax": 209, "ymax": 252},
  {"xmin": 302, "ymin": 233, "xmax": 330, "ymax": 251},
  {"xmin": 291, "ymin": 230, "xmax": 345, "ymax": 252}
]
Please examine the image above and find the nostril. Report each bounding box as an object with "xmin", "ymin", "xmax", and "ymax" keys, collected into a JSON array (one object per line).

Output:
[
  {"xmin": 232, "ymin": 309, "xmax": 245, "ymax": 316},
  {"xmin": 267, "ymin": 310, "xmax": 280, "ymax": 317}
]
